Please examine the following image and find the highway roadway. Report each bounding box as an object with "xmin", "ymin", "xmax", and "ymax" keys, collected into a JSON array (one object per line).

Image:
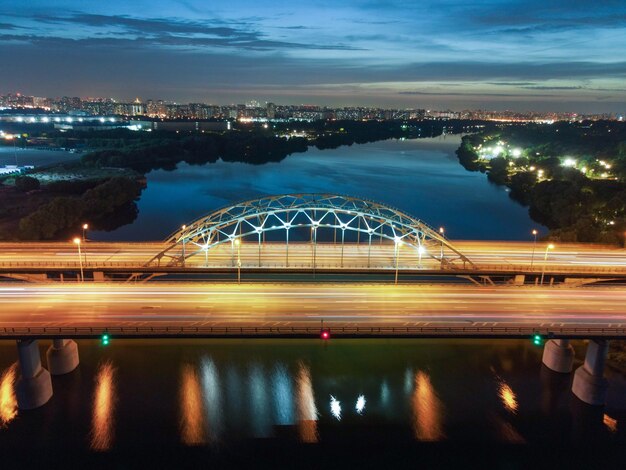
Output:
[
  {"xmin": 1, "ymin": 282, "xmax": 625, "ymax": 338},
  {"xmin": 0, "ymin": 240, "xmax": 624, "ymax": 275}
]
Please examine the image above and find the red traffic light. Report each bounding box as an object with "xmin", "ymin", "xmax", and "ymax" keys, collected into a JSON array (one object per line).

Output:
[{"xmin": 320, "ymin": 328, "xmax": 330, "ymax": 340}]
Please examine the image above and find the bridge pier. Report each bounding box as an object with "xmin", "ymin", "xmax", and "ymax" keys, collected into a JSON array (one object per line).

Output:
[
  {"xmin": 15, "ymin": 340, "xmax": 53, "ymax": 410},
  {"xmin": 46, "ymin": 339, "xmax": 80, "ymax": 375},
  {"xmin": 542, "ymin": 339, "xmax": 575, "ymax": 373},
  {"xmin": 572, "ymin": 340, "xmax": 609, "ymax": 406}
]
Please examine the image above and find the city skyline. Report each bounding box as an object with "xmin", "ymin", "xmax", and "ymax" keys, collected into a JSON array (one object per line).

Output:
[{"xmin": 1, "ymin": 1, "xmax": 626, "ymax": 113}]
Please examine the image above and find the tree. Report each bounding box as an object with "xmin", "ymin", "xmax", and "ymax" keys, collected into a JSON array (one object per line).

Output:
[{"xmin": 14, "ymin": 175, "xmax": 40, "ymax": 192}]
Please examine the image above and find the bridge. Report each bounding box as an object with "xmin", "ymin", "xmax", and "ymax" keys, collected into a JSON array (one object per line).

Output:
[
  {"xmin": 0, "ymin": 194, "xmax": 624, "ymax": 284},
  {"xmin": 1, "ymin": 193, "xmax": 625, "ymax": 409}
]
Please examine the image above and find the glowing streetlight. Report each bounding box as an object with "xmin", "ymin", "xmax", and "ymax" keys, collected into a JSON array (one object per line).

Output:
[
  {"xmin": 82, "ymin": 223, "xmax": 89, "ymax": 242},
  {"xmin": 540, "ymin": 244, "xmax": 555, "ymax": 286},
  {"xmin": 530, "ymin": 229, "xmax": 538, "ymax": 270},
  {"xmin": 73, "ymin": 237, "xmax": 84, "ymax": 282},
  {"xmin": 439, "ymin": 227, "xmax": 445, "ymax": 268}
]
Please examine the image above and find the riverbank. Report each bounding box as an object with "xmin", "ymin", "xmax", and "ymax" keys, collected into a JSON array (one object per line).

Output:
[{"xmin": 456, "ymin": 121, "xmax": 626, "ymax": 244}]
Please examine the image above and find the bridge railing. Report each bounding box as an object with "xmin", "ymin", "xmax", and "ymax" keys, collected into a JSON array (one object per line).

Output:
[
  {"xmin": 0, "ymin": 260, "xmax": 625, "ymax": 275},
  {"xmin": 1, "ymin": 325, "xmax": 626, "ymax": 338}
]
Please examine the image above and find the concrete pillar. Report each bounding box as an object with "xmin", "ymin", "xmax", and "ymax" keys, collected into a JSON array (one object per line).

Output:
[
  {"xmin": 15, "ymin": 340, "xmax": 53, "ymax": 410},
  {"xmin": 542, "ymin": 339, "xmax": 575, "ymax": 373},
  {"xmin": 572, "ymin": 339, "xmax": 609, "ymax": 406},
  {"xmin": 46, "ymin": 339, "xmax": 80, "ymax": 375}
]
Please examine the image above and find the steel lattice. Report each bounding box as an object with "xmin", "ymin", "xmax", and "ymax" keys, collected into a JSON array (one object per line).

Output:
[{"xmin": 151, "ymin": 193, "xmax": 473, "ymax": 268}]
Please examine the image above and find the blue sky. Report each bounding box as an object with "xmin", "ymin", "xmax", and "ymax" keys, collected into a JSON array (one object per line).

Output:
[{"xmin": 1, "ymin": 0, "xmax": 625, "ymax": 111}]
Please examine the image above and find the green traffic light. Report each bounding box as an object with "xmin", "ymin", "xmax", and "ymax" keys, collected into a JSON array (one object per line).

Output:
[
  {"xmin": 532, "ymin": 334, "xmax": 543, "ymax": 346},
  {"xmin": 102, "ymin": 334, "xmax": 110, "ymax": 346}
]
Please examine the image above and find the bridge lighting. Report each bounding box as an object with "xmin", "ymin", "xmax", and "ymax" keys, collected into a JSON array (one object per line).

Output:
[
  {"xmin": 101, "ymin": 334, "xmax": 110, "ymax": 346},
  {"xmin": 530, "ymin": 229, "xmax": 538, "ymax": 270}
]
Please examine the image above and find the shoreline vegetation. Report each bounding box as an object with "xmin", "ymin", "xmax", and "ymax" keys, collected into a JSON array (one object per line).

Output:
[
  {"xmin": 0, "ymin": 119, "xmax": 480, "ymax": 240},
  {"xmin": 456, "ymin": 120, "xmax": 626, "ymax": 245}
]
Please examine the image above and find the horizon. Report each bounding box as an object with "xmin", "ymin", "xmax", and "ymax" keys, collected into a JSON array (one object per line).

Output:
[{"xmin": 1, "ymin": 1, "xmax": 626, "ymax": 113}]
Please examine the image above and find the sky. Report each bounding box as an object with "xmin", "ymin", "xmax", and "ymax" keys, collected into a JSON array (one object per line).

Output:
[{"xmin": 1, "ymin": 0, "xmax": 626, "ymax": 112}]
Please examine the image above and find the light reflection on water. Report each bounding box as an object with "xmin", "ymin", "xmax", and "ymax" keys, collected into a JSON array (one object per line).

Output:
[
  {"xmin": 272, "ymin": 363, "xmax": 294, "ymax": 426},
  {"xmin": 2, "ymin": 339, "xmax": 623, "ymax": 452},
  {"xmin": 295, "ymin": 362, "xmax": 319, "ymax": 443},
  {"xmin": 179, "ymin": 363, "xmax": 205, "ymax": 446},
  {"xmin": 200, "ymin": 357, "xmax": 222, "ymax": 442},
  {"xmin": 91, "ymin": 361, "xmax": 117, "ymax": 451},
  {"xmin": 498, "ymin": 381, "xmax": 519, "ymax": 414},
  {"xmin": 411, "ymin": 371, "xmax": 445, "ymax": 441},
  {"xmin": 0, "ymin": 363, "xmax": 18, "ymax": 427}
]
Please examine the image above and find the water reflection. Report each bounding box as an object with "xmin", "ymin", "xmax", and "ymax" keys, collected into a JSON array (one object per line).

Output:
[
  {"xmin": 295, "ymin": 362, "xmax": 318, "ymax": 443},
  {"xmin": 91, "ymin": 361, "xmax": 117, "ymax": 451},
  {"xmin": 0, "ymin": 363, "xmax": 18, "ymax": 427},
  {"xmin": 329, "ymin": 395, "xmax": 342, "ymax": 421},
  {"xmin": 272, "ymin": 363, "xmax": 294, "ymax": 426},
  {"xmin": 249, "ymin": 363, "xmax": 271, "ymax": 437},
  {"xmin": 380, "ymin": 380, "xmax": 390, "ymax": 408},
  {"xmin": 179, "ymin": 363, "xmax": 205, "ymax": 446},
  {"xmin": 355, "ymin": 395, "xmax": 366, "ymax": 415},
  {"xmin": 411, "ymin": 371, "xmax": 445, "ymax": 441},
  {"xmin": 498, "ymin": 381, "xmax": 518, "ymax": 414},
  {"xmin": 604, "ymin": 414, "xmax": 618, "ymax": 433},
  {"xmin": 200, "ymin": 357, "xmax": 222, "ymax": 442}
]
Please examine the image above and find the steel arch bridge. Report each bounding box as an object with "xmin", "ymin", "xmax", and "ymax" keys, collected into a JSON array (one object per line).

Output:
[{"xmin": 151, "ymin": 194, "xmax": 473, "ymax": 270}]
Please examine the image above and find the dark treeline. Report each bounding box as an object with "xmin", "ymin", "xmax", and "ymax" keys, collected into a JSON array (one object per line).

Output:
[
  {"xmin": 78, "ymin": 119, "xmax": 485, "ymax": 173},
  {"xmin": 17, "ymin": 177, "xmax": 144, "ymax": 240},
  {"xmin": 456, "ymin": 121, "xmax": 626, "ymax": 244}
]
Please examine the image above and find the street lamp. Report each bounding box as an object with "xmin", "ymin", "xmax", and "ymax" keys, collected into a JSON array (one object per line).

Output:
[
  {"xmin": 540, "ymin": 243, "xmax": 555, "ymax": 286},
  {"xmin": 530, "ymin": 229, "xmax": 538, "ymax": 270},
  {"xmin": 234, "ymin": 238, "xmax": 241, "ymax": 283},
  {"xmin": 82, "ymin": 223, "xmax": 89, "ymax": 242},
  {"xmin": 73, "ymin": 237, "xmax": 84, "ymax": 282},
  {"xmin": 439, "ymin": 227, "xmax": 445, "ymax": 268}
]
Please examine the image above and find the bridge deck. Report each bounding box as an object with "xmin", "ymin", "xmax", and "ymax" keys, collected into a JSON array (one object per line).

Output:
[
  {"xmin": 1, "ymin": 283, "xmax": 625, "ymax": 339},
  {"xmin": 0, "ymin": 241, "xmax": 624, "ymax": 277}
]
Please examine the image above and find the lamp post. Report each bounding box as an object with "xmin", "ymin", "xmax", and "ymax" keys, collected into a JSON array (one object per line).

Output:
[
  {"xmin": 234, "ymin": 238, "xmax": 241, "ymax": 284},
  {"xmin": 530, "ymin": 229, "xmax": 538, "ymax": 270},
  {"xmin": 73, "ymin": 237, "xmax": 84, "ymax": 282},
  {"xmin": 82, "ymin": 223, "xmax": 89, "ymax": 242},
  {"xmin": 540, "ymin": 244, "xmax": 555, "ymax": 286},
  {"xmin": 181, "ymin": 225, "xmax": 186, "ymax": 267},
  {"xmin": 439, "ymin": 227, "xmax": 445, "ymax": 268}
]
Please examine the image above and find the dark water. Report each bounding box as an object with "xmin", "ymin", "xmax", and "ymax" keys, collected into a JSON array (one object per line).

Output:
[
  {"xmin": 93, "ymin": 136, "xmax": 546, "ymax": 241},
  {"xmin": 1, "ymin": 340, "xmax": 626, "ymax": 466}
]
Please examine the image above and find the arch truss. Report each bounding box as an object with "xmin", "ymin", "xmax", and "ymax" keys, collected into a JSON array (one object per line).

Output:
[{"xmin": 151, "ymin": 194, "xmax": 474, "ymax": 270}]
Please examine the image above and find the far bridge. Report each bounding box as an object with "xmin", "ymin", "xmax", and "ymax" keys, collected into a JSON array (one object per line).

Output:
[{"xmin": 0, "ymin": 194, "xmax": 624, "ymax": 285}]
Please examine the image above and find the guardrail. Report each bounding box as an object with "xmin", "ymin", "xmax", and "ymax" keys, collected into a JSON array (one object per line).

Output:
[
  {"xmin": 0, "ymin": 261, "xmax": 625, "ymax": 275},
  {"xmin": 1, "ymin": 325, "xmax": 626, "ymax": 339}
]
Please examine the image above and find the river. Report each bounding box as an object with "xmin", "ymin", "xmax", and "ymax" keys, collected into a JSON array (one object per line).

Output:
[{"xmin": 1, "ymin": 137, "xmax": 625, "ymax": 466}]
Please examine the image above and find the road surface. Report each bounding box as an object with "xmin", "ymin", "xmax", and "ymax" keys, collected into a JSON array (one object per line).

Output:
[{"xmin": 1, "ymin": 282, "xmax": 625, "ymax": 338}]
